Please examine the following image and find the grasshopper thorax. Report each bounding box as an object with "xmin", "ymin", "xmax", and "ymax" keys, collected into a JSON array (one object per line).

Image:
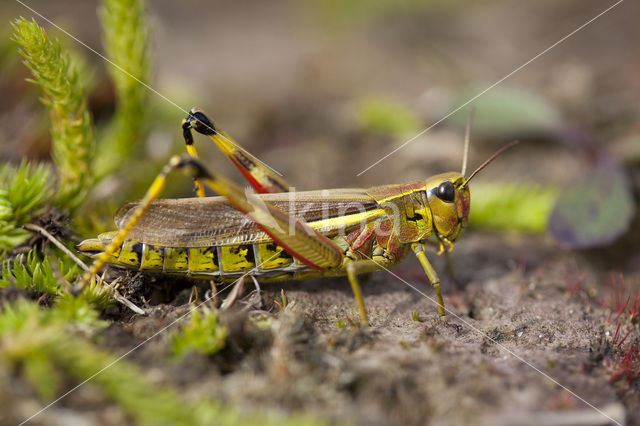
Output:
[{"xmin": 366, "ymin": 172, "xmax": 470, "ymax": 245}]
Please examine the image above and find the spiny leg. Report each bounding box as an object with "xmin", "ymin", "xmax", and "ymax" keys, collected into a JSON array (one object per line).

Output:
[
  {"xmin": 346, "ymin": 260, "xmax": 369, "ymax": 326},
  {"xmin": 182, "ymin": 116, "xmax": 206, "ymax": 198},
  {"xmin": 183, "ymin": 108, "xmax": 292, "ymax": 194},
  {"xmin": 411, "ymin": 243, "xmax": 446, "ymax": 321}
]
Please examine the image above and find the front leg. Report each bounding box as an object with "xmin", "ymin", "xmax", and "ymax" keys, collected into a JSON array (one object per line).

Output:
[
  {"xmin": 346, "ymin": 259, "xmax": 369, "ymax": 326},
  {"xmin": 411, "ymin": 243, "xmax": 446, "ymax": 321},
  {"xmin": 425, "ymin": 238, "xmax": 458, "ymax": 284}
]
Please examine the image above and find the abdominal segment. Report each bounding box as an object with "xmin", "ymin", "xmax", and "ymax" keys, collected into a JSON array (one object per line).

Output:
[{"xmin": 109, "ymin": 240, "xmax": 301, "ymax": 279}]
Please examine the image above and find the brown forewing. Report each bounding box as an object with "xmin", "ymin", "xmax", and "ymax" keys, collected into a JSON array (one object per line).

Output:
[{"xmin": 114, "ymin": 189, "xmax": 379, "ymax": 247}]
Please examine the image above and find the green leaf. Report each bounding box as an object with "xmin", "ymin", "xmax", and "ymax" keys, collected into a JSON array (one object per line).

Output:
[
  {"xmin": 469, "ymin": 182, "xmax": 559, "ymax": 233},
  {"xmin": 356, "ymin": 99, "xmax": 422, "ymax": 138},
  {"xmin": 549, "ymin": 166, "xmax": 635, "ymax": 248},
  {"xmin": 448, "ymin": 86, "xmax": 562, "ymax": 138}
]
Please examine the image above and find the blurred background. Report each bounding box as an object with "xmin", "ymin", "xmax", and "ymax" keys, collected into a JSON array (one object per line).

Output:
[{"xmin": 0, "ymin": 0, "xmax": 638, "ymax": 250}]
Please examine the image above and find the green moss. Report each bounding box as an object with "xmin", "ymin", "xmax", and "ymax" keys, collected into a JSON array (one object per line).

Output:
[
  {"xmin": 0, "ymin": 161, "xmax": 53, "ymax": 257},
  {"xmin": 52, "ymin": 292, "xmax": 109, "ymax": 326},
  {"xmin": 0, "ymin": 251, "xmax": 62, "ymax": 295},
  {"xmin": 0, "ymin": 160, "xmax": 52, "ymax": 225},
  {"xmin": 0, "ymin": 300, "xmax": 324, "ymax": 425},
  {"xmin": 170, "ymin": 308, "xmax": 228, "ymax": 359}
]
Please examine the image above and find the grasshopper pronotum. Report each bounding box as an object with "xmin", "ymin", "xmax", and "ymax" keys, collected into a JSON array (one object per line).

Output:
[{"xmin": 78, "ymin": 108, "xmax": 516, "ymax": 324}]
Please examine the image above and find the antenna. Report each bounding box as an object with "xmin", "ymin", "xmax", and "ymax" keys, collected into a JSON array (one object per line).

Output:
[
  {"xmin": 463, "ymin": 140, "xmax": 519, "ymax": 187},
  {"xmin": 461, "ymin": 107, "xmax": 475, "ymax": 176}
]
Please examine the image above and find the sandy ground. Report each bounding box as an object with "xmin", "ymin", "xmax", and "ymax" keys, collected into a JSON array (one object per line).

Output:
[{"xmin": 18, "ymin": 231, "xmax": 635, "ymax": 425}]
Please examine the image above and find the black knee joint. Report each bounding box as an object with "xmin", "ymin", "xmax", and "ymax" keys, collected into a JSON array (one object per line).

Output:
[
  {"xmin": 182, "ymin": 124, "xmax": 194, "ymax": 145},
  {"xmin": 185, "ymin": 108, "xmax": 217, "ymax": 136},
  {"xmin": 176, "ymin": 155, "xmax": 212, "ymax": 180}
]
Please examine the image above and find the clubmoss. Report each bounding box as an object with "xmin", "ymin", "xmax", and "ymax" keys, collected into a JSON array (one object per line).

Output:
[
  {"xmin": 11, "ymin": 18, "xmax": 94, "ymax": 211},
  {"xmin": 97, "ymin": 0, "xmax": 151, "ymax": 178}
]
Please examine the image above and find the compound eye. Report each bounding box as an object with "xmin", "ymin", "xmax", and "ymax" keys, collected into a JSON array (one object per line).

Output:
[{"xmin": 436, "ymin": 181, "xmax": 455, "ymax": 202}]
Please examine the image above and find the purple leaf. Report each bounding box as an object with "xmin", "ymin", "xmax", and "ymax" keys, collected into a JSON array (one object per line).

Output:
[{"xmin": 549, "ymin": 166, "xmax": 635, "ymax": 249}]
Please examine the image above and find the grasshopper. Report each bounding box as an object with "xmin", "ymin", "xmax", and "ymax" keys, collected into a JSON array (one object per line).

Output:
[{"xmin": 78, "ymin": 108, "xmax": 515, "ymax": 324}]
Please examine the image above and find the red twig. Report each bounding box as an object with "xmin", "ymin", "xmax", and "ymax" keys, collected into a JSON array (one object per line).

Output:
[
  {"xmin": 563, "ymin": 260, "xmax": 585, "ymax": 297},
  {"xmin": 629, "ymin": 291, "xmax": 640, "ymax": 322},
  {"xmin": 609, "ymin": 344, "xmax": 640, "ymax": 384},
  {"xmin": 607, "ymin": 273, "xmax": 634, "ymax": 324},
  {"xmin": 617, "ymin": 328, "xmax": 633, "ymax": 348},
  {"xmin": 612, "ymin": 321, "xmax": 622, "ymax": 346}
]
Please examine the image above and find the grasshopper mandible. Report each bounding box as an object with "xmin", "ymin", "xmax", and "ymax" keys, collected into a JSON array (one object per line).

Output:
[{"xmin": 78, "ymin": 108, "xmax": 515, "ymax": 324}]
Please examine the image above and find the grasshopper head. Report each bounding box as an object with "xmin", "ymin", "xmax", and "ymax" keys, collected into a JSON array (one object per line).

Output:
[
  {"xmin": 425, "ymin": 172, "xmax": 470, "ymax": 242},
  {"xmin": 421, "ymin": 139, "xmax": 519, "ymax": 243}
]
